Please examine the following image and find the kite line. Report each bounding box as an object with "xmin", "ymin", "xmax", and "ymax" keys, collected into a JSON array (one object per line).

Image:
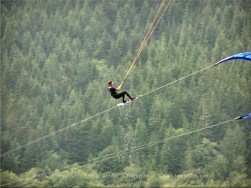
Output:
[
  {"xmin": 121, "ymin": 0, "xmax": 172, "ymax": 85},
  {"xmin": 0, "ymin": 105, "xmax": 120, "ymax": 158},
  {"xmin": 1, "ymin": 63, "xmax": 213, "ymax": 158},
  {"xmin": 5, "ymin": 117, "xmax": 235, "ymax": 187}
]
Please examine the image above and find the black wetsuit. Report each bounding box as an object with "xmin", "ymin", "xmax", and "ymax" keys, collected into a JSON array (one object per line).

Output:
[{"xmin": 108, "ymin": 86, "xmax": 133, "ymax": 103}]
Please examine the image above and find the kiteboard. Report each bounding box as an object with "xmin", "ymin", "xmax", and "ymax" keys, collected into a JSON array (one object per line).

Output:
[
  {"xmin": 116, "ymin": 96, "xmax": 141, "ymax": 107},
  {"xmin": 117, "ymin": 100, "xmax": 133, "ymax": 107}
]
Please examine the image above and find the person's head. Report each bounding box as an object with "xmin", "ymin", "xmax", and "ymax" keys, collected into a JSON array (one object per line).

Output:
[{"xmin": 108, "ymin": 80, "xmax": 114, "ymax": 86}]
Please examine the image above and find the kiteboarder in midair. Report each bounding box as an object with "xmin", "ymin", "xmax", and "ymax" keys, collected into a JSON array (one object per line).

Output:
[{"xmin": 108, "ymin": 80, "xmax": 135, "ymax": 103}]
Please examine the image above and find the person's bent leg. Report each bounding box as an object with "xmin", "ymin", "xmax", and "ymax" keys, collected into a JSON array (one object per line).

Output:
[
  {"xmin": 124, "ymin": 91, "xmax": 133, "ymax": 100},
  {"xmin": 115, "ymin": 92, "xmax": 127, "ymax": 103}
]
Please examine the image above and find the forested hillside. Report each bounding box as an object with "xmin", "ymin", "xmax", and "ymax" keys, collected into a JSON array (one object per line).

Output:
[{"xmin": 1, "ymin": 0, "xmax": 250, "ymax": 187}]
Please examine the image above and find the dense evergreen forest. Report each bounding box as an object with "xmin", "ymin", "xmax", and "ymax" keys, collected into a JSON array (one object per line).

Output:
[{"xmin": 1, "ymin": 0, "xmax": 251, "ymax": 187}]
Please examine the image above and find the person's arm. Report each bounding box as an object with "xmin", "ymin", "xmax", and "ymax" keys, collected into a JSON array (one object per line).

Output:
[{"xmin": 116, "ymin": 84, "xmax": 122, "ymax": 91}]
